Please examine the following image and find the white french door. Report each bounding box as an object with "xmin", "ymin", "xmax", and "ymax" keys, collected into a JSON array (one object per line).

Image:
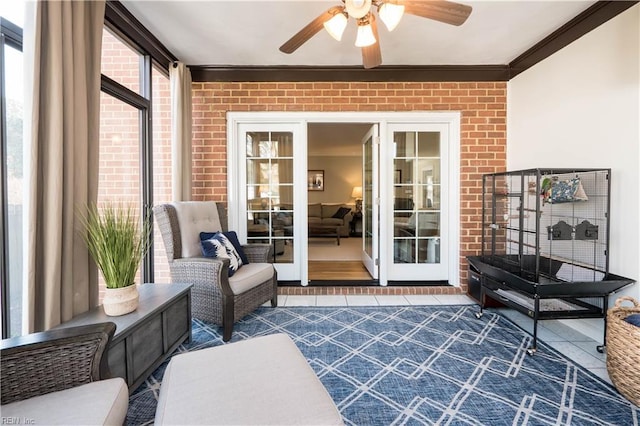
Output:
[
  {"xmin": 383, "ymin": 122, "xmax": 455, "ymax": 282},
  {"xmin": 230, "ymin": 121, "xmax": 305, "ymax": 281},
  {"xmin": 228, "ymin": 112, "xmax": 460, "ymax": 287},
  {"xmin": 361, "ymin": 125, "xmax": 379, "ymax": 279}
]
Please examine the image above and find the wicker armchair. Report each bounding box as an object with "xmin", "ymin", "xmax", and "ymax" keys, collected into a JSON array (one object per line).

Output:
[
  {"xmin": 0, "ymin": 322, "xmax": 129, "ymax": 424},
  {"xmin": 153, "ymin": 202, "xmax": 278, "ymax": 341}
]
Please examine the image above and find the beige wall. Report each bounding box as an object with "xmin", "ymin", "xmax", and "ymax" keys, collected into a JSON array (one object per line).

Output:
[{"xmin": 308, "ymin": 155, "xmax": 361, "ymax": 204}]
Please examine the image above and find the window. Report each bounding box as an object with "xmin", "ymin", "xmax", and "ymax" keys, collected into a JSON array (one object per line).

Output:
[
  {"xmin": 102, "ymin": 1, "xmax": 178, "ymax": 289},
  {"xmin": 0, "ymin": 2, "xmax": 175, "ymax": 336},
  {"xmin": 99, "ymin": 29, "xmax": 147, "ymax": 301},
  {"xmin": 1, "ymin": 9, "xmax": 25, "ymax": 338},
  {"xmin": 99, "ymin": 23, "xmax": 173, "ymax": 299},
  {"xmin": 101, "ymin": 29, "xmax": 142, "ymax": 95}
]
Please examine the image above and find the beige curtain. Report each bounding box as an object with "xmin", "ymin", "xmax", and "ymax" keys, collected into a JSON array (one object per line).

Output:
[
  {"xmin": 170, "ymin": 62, "xmax": 192, "ymax": 201},
  {"xmin": 23, "ymin": 0, "xmax": 105, "ymax": 332}
]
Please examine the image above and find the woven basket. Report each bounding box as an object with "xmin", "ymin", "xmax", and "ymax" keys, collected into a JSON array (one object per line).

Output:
[{"xmin": 606, "ymin": 296, "xmax": 640, "ymax": 406}]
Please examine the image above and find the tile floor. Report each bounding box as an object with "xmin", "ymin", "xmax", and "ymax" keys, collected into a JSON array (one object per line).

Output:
[{"xmin": 270, "ymin": 293, "xmax": 612, "ymax": 384}]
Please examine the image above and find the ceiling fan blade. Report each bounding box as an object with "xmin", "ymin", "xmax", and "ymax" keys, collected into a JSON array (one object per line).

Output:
[
  {"xmin": 279, "ymin": 6, "xmax": 343, "ymax": 54},
  {"xmin": 362, "ymin": 15, "xmax": 382, "ymax": 69},
  {"xmin": 402, "ymin": 0, "xmax": 472, "ymax": 26}
]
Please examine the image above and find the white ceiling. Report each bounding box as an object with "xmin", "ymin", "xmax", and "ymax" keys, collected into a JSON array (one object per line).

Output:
[
  {"xmin": 121, "ymin": 0, "xmax": 597, "ymax": 68},
  {"xmin": 119, "ymin": 0, "xmax": 600, "ymax": 154}
]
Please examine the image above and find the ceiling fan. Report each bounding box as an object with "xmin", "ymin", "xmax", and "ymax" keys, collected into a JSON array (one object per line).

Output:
[{"xmin": 279, "ymin": 0, "xmax": 472, "ymax": 69}]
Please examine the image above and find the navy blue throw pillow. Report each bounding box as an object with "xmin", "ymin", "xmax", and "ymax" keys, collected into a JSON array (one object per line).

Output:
[
  {"xmin": 200, "ymin": 232, "xmax": 244, "ymax": 277},
  {"xmin": 332, "ymin": 207, "xmax": 351, "ymax": 219},
  {"xmin": 624, "ymin": 313, "xmax": 640, "ymax": 327},
  {"xmin": 200, "ymin": 231, "xmax": 249, "ymax": 265}
]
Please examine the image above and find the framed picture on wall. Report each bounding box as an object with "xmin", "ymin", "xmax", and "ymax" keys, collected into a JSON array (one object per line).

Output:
[{"xmin": 308, "ymin": 170, "xmax": 324, "ymax": 191}]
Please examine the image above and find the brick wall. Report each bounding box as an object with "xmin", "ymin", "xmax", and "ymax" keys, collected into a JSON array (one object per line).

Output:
[{"xmin": 191, "ymin": 81, "xmax": 507, "ymax": 288}]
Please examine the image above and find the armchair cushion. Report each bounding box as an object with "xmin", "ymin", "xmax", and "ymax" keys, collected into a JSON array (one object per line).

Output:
[
  {"xmin": 229, "ymin": 263, "xmax": 275, "ymax": 295},
  {"xmin": 0, "ymin": 322, "xmax": 128, "ymax": 425},
  {"xmin": 201, "ymin": 232, "xmax": 244, "ymax": 277},
  {"xmin": 200, "ymin": 231, "xmax": 249, "ymax": 265},
  {"xmin": 1, "ymin": 378, "xmax": 128, "ymax": 426},
  {"xmin": 173, "ymin": 201, "xmax": 222, "ymax": 257}
]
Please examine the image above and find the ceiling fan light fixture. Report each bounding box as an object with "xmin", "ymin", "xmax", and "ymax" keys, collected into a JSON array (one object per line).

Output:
[
  {"xmin": 378, "ymin": 2, "xmax": 404, "ymax": 32},
  {"xmin": 355, "ymin": 14, "xmax": 377, "ymax": 47},
  {"xmin": 355, "ymin": 21, "xmax": 376, "ymax": 47},
  {"xmin": 323, "ymin": 11, "xmax": 348, "ymax": 41}
]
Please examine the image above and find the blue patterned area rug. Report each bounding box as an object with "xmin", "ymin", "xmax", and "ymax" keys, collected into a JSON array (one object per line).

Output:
[{"xmin": 127, "ymin": 305, "xmax": 638, "ymax": 425}]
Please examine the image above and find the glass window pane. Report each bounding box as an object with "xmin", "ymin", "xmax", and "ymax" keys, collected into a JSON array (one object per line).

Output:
[
  {"xmin": 416, "ymin": 159, "xmax": 440, "ymax": 184},
  {"xmin": 101, "ymin": 28, "xmax": 141, "ymax": 95},
  {"xmin": 415, "ymin": 212, "xmax": 440, "ymax": 237},
  {"xmin": 271, "ymin": 132, "xmax": 293, "ymax": 157},
  {"xmin": 246, "ymin": 159, "xmax": 269, "ymax": 185},
  {"xmin": 394, "ymin": 131, "xmax": 415, "ymax": 157},
  {"xmin": 273, "ymin": 159, "xmax": 293, "ymax": 185},
  {"xmin": 4, "ymin": 43, "xmax": 24, "ymax": 337},
  {"xmin": 394, "ymin": 239, "xmax": 415, "ymax": 263},
  {"xmin": 393, "ymin": 159, "xmax": 412, "ymax": 184},
  {"xmin": 275, "ymin": 184, "xmax": 293, "ymax": 206},
  {"xmin": 151, "ymin": 66, "xmax": 171, "ymax": 284},
  {"xmin": 417, "ymin": 132, "xmax": 440, "ymax": 157},
  {"xmin": 98, "ymin": 92, "xmax": 141, "ymax": 301},
  {"xmin": 246, "ymin": 132, "xmax": 271, "ymax": 158},
  {"xmin": 417, "ymin": 239, "xmax": 440, "ymax": 263}
]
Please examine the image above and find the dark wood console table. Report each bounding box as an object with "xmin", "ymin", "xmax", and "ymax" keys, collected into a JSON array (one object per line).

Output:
[{"xmin": 57, "ymin": 283, "xmax": 192, "ymax": 392}]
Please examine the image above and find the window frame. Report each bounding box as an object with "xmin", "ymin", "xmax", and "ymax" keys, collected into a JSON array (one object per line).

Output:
[
  {"xmin": 0, "ymin": 17, "xmax": 23, "ymax": 338},
  {"xmin": 102, "ymin": 2, "xmax": 177, "ymax": 284},
  {"xmin": 0, "ymin": 5, "xmax": 177, "ymax": 337}
]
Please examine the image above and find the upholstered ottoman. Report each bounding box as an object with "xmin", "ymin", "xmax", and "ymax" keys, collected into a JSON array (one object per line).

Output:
[{"xmin": 155, "ymin": 333, "xmax": 344, "ymax": 425}]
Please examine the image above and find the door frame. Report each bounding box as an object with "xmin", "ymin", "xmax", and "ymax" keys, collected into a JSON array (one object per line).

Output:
[{"xmin": 227, "ymin": 111, "xmax": 461, "ymax": 287}]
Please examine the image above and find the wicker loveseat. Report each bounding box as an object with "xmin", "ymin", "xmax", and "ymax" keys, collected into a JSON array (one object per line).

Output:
[
  {"xmin": 0, "ymin": 322, "xmax": 129, "ymax": 425},
  {"xmin": 154, "ymin": 201, "xmax": 278, "ymax": 341}
]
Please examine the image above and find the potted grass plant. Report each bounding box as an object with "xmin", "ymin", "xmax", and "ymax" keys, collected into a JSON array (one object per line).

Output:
[{"xmin": 81, "ymin": 203, "xmax": 150, "ymax": 316}]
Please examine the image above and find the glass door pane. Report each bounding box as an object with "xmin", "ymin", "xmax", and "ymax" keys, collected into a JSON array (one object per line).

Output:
[
  {"xmin": 361, "ymin": 125, "xmax": 378, "ymax": 279},
  {"xmin": 393, "ymin": 131, "xmax": 441, "ymax": 264},
  {"xmin": 245, "ymin": 131, "xmax": 293, "ymax": 264}
]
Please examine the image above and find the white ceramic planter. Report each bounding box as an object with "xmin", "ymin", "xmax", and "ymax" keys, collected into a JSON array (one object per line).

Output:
[{"xmin": 103, "ymin": 285, "xmax": 139, "ymax": 316}]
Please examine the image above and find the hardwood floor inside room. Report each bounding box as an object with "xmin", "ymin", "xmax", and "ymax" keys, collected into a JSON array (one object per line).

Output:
[
  {"xmin": 307, "ymin": 236, "xmax": 371, "ymax": 281},
  {"xmin": 308, "ymin": 261, "xmax": 371, "ymax": 280}
]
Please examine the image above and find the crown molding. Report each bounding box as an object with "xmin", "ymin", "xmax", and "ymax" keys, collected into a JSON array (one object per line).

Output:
[
  {"xmin": 105, "ymin": 0, "xmax": 178, "ymax": 71},
  {"xmin": 509, "ymin": 1, "xmax": 638, "ymax": 78},
  {"xmin": 190, "ymin": 65, "xmax": 510, "ymax": 83}
]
